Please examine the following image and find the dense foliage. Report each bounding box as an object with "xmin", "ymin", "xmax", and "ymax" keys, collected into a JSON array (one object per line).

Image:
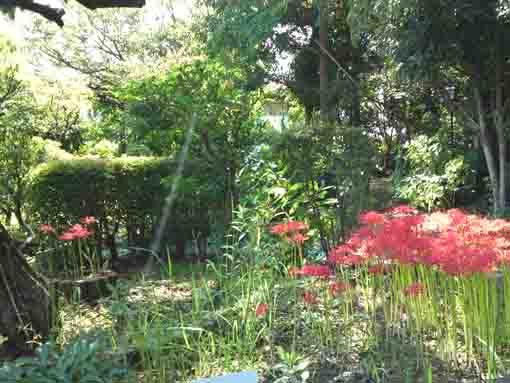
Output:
[
  {"xmin": 4, "ymin": 0, "xmax": 510, "ymax": 382},
  {"xmin": 30, "ymin": 157, "xmax": 224, "ymax": 252}
]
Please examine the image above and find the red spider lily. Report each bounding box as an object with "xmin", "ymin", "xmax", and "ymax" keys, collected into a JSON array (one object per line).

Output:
[
  {"xmin": 328, "ymin": 281, "xmax": 351, "ymax": 297},
  {"xmin": 328, "ymin": 246, "xmax": 363, "ymax": 266},
  {"xmin": 39, "ymin": 224, "xmax": 55, "ymax": 235},
  {"xmin": 271, "ymin": 223, "xmax": 287, "ymax": 235},
  {"xmin": 359, "ymin": 211, "xmax": 385, "ymax": 225},
  {"xmin": 404, "ymin": 283, "xmax": 425, "ymax": 297},
  {"xmin": 448, "ymin": 209, "xmax": 469, "ymax": 226},
  {"xmin": 485, "ymin": 219, "xmax": 510, "ymax": 235},
  {"xmin": 329, "ymin": 244, "xmax": 353, "ymax": 257},
  {"xmin": 335, "ymin": 208, "xmax": 510, "ymax": 276},
  {"xmin": 299, "ymin": 264, "xmax": 332, "ymax": 278},
  {"xmin": 58, "ymin": 232, "xmax": 75, "ymax": 241},
  {"xmin": 287, "ymin": 220, "xmax": 309, "ymax": 232},
  {"xmin": 346, "ymin": 227, "xmax": 376, "ymax": 251},
  {"xmin": 270, "ymin": 220, "xmax": 309, "ymax": 235},
  {"xmin": 288, "ymin": 267, "xmax": 303, "ymax": 277},
  {"xmin": 255, "ymin": 303, "xmax": 269, "ymax": 318},
  {"xmin": 68, "ymin": 224, "xmax": 93, "ymax": 239},
  {"xmin": 367, "ymin": 264, "xmax": 392, "ymax": 275},
  {"xmin": 58, "ymin": 224, "xmax": 93, "ymax": 241},
  {"xmin": 289, "ymin": 233, "xmax": 309, "ymax": 244},
  {"xmin": 80, "ymin": 216, "xmax": 97, "ymax": 225},
  {"xmin": 386, "ymin": 205, "xmax": 419, "ymax": 216},
  {"xmin": 440, "ymin": 247, "xmax": 498, "ymax": 275},
  {"xmin": 303, "ymin": 291, "xmax": 318, "ymax": 305}
]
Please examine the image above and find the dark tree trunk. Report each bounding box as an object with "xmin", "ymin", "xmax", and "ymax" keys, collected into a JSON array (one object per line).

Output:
[
  {"xmin": 175, "ymin": 238, "xmax": 186, "ymax": 260},
  {"xmin": 107, "ymin": 233, "xmax": 119, "ymax": 264},
  {"xmin": 319, "ymin": 0, "xmax": 329, "ymax": 122},
  {"xmin": 305, "ymin": 105, "xmax": 313, "ymax": 127},
  {"xmin": 197, "ymin": 236, "xmax": 208, "ymax": 259},
  {"xmin": 0, "ymin": 224, "xmax": 51, "ymax": 355}
]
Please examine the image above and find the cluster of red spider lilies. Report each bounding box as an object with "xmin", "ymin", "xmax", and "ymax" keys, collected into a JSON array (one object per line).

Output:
[
  {"xmin": 257, "ymin": 205, "xmax": 510, "ymax": 314},
  {"xmin": 40, "ymin": 216, "xmax": 96, "ymax": 241}
]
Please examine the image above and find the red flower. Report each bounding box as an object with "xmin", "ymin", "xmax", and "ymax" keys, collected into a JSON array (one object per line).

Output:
[
  {"xmin": 303, "ymin": 291, "xmax": 318, "ymax": 305},
  {"xmin": 288, "ymin": 267, "xmax": 303, "ymax": 277},
  {"xmin": 58, "ymin": 223, "xmax": 93, "ymax": 241},
  {"xmin": 448, "ymin": 209, "xmax": 468, "ymax": 226},
  {"xmin": 359, "ymin": 211, "xmax": 386, "ymax": 225},
  {"xmin": 58, "ymin": 232, "xmax": 75, "ymax": 241},
  {"xmin": 404, "ymin": 283, "xmax": 425, "ymax": 297},
  {"xmin": 328, "ymin": 281, "xmax": 350, "ymax": 297},
  {"xmin": 325, "ymin": 207, "xmax": 510, "ymax": 277},
  {"xmin": 255, "ymin": 303, "xmax": 269, "ymax": 318},
  {"xmin": 270, "ymin": 220, "xmax": 309, "ymax": 235},
  {"xmin": 39, "ymin": 224, "xmax": 55, "ymax": 235},
  {"xmin": 271, "ymin": 223, "xmax": 287, "ymax": 235},
  {"xmin": 300, "ymin": 264, "xmax": 332, "ymax": 278},
  {"xmin": 328, "ymin": 246, "xmax": 363, "ymax": 266},
  {"xmin": 286, "ymin": 220, "xmax": 309, "ymax": 232},
  {"xmin": 68, "ymin": 224, "xmax": 93, "ymax": 239},
  {"xmin": 80, "ymin": 216, "xmax": 97, "ymax": 225},
  {"xmin": 329, "ymin": 244, "xmax": 352, "ymax": 257},
  {"xmin": 386, "ymin": 205, "xmax": 419, "ymax": 216},
  {"xmin": 368, "ymin": 264, "xmax": 392, "ymax": 274},
  {"xmin": 290, "ymin": 233, "xmax": 309, "ymax": 244}
]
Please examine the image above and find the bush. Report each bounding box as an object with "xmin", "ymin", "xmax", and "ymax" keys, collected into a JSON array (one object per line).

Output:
[
  {"xmin": 394, "ymin": 135, "xmax": 471, "ymax": 211},
  {"xmin": 0, "ymin": 337, "xmax": 130, "ymax": 383},
  {"xmin": 81, "ymin": 139, "xmax": 119, "ymax": 158},
  {"xmin": 29, "ymin": 157, "xmax": 224, "ymax": 254}
]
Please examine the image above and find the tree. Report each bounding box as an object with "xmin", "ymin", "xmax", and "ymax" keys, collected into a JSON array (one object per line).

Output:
[
  {"xmin": 348, "ymin": 0, "xmax": 510, "ymax": 213},
  {"xmin": 204, "ymin": 0, "xmax": 379, "ymax": 127},
  {"xmin": 27, "ymin": 1, "xmax": 189, "ymax": 111},
  {"xmin": 38, "ymin": 87, "xmax": 84, "ymax": 153},
  {"xmin": 99, "ymin": 58, "xmax": 263, "ymax": 231},
  {"xmin": 0, "ymin": 223, "xmax": 51, "ymax": 357},
  {"xmin": 0, "ymin": 0, "xmax": 150, "ymax": 355},
  {"xmin": 319, "ymin": 0, "xmax": 329, "ymax": 122},
  {"xmin": 0, "ymin": 36, "xmax": 41, "ymax": 229}
]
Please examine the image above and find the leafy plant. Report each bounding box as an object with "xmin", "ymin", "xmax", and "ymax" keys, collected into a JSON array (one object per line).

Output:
[
  {"xmin": 273, "ymin": 346, "xmax": 311, "ymax": 383},
  {"xmin": 395, "ymin": 135, "xmax": 470, "ymax": 210},
  {"xmin": 0, "ymin": 337, "xmax": 130, "ymax": 383},
  {"xmin": 30, "ymin": 157, "xmax": 223, "ymax": 253}
]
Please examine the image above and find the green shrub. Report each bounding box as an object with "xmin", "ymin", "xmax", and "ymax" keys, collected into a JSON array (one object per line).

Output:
[
  {"xmin": 0, "ymin": 337, "xmax": 130, "ymax": 383},
  {"xmin": 29, "ymin": 157, "xmax": 224, "ymax": 251},
  {"xmin": 81, "ymin": 139, "xmax": 119, "ymax": 158},
  {"xmin": 394, "ymin": 135, "xmax": 471, "ymax": 211}
]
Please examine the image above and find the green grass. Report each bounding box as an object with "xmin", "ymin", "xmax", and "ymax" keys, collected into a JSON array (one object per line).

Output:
[{"xmin": 33, "ymin": 258, "xmax": 489, "ymax": 383}]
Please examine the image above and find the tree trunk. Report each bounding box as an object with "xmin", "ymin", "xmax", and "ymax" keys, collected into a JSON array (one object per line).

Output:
[
  {"xmin": 0, "ymin": 224, "xmax": 51, "ymax": 356},
  {"xmin": 197, "ymin": 236, "xmax": 208, "ymax": 259},
  {"xmin": 319, "ymin": 0, "xmax": 329, "ymax": 122},
  {"xmin": 107, "ymin": 232, "xmax": 119, "ymax": 264},
  {"xmin": 495, "ymin": 33, "xmax": 507, "ymax": 211},
  {"xmin": 350, "ymin": 57, "xmax": 361, "ymax": 127},
  {"xmin": 13, "ymin": 201, "xmax": 26, "ymax": 232},
  {"xmin": 474, "ymin": 86, "xmax": 500, "ymax": 212},
  {"xmin": 305, "ymin": 105, "xmax": 313, "ymax": 128},
  {"xmin": 175, "ymin": 238, "xmax": 186, "ymax": 260}
]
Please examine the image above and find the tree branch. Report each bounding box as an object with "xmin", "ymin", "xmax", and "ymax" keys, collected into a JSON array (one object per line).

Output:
[
  {"xmin": 8, "ymin": 0, "xmax": 145, "ymax": 27},
  {"xmin": 75, "ymin": 0, "xmax": 145, "ymax": 10},
  {"xmin": 7, "ymin": 0, "xmax": 65, "ymax": 26}
]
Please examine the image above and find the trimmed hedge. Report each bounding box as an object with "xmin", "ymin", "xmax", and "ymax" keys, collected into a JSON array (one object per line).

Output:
[{"xmin": 29, "ymin": 156, "xmax": 225, "ymax": 254}]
